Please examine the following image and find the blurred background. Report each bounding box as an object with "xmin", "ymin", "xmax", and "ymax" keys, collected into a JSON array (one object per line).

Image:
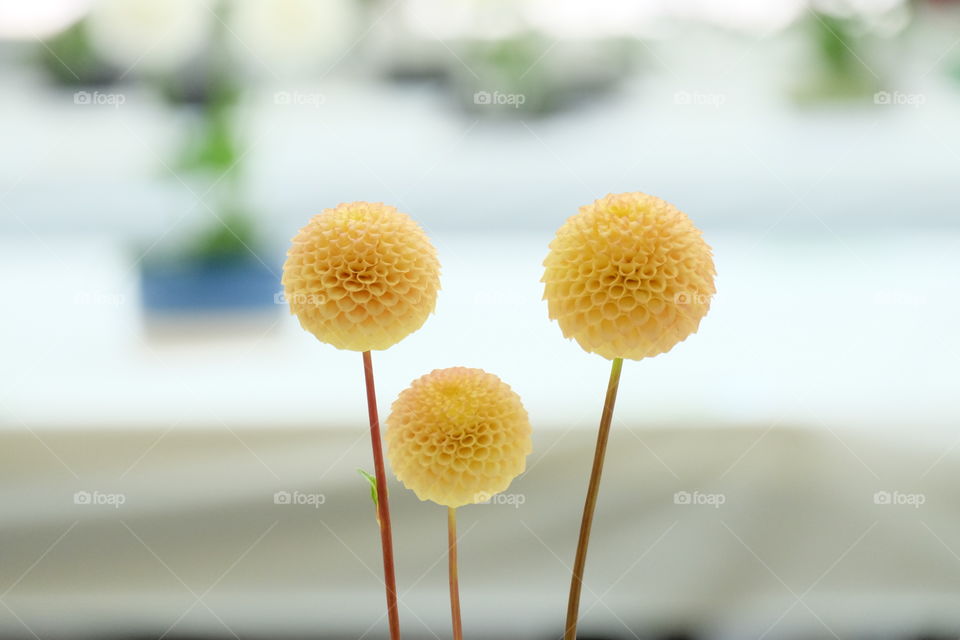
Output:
[{"xmin": 2, "ymin": 0, "xmax": 960, "ymax": 638}]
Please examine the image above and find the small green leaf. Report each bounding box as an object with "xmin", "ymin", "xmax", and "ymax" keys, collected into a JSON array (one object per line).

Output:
[{"xmin": 357, "ymin": 469, "xmax": 379, "ymax": 514}]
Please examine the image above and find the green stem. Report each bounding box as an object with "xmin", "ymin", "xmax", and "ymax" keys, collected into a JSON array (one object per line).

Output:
[{"xmin": 563, "ymin": 357, "xmax": 624, "ymax": 640}]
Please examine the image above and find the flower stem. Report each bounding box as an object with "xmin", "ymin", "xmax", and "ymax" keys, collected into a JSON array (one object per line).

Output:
[
  {"xmin": 447, "ymin": 506, "xmax": 463, "ymax": 640},
  {"xmin": 362, "ymin": 351, "xmax": 401, "ymax": 640},
  {"xmin": 563, "ymin": 357, "xmax": 624, "ymax": 640}
]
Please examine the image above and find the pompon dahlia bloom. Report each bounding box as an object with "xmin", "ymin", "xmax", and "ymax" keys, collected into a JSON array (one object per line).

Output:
[
  {"xmin": 385, "ymin": 368, "xmax": 532, "ymax": 508},
  {"xmin": 282, "ymin": 202, "xmax": 441, "ymax": 351},
  {"xmin": 542, "ymin": 192, "xmax": 716, "ymax": 360}
]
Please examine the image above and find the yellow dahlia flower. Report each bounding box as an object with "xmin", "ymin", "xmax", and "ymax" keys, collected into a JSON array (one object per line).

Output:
[
  {"xmin": 542, "ymin": 192, "xmax": 716, "ymax": 360},
  {"xmin": 282, "ymin": 202, "xmax": 441, "ymax": 351},
  {"xmin": 385, "ymin": 367, "xmax": 532, "ymax": 508}
]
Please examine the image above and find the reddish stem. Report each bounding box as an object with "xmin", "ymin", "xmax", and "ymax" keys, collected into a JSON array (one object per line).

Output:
[{"xmin": 362, "ymin": 351, "xmax": 401, "ymax": 640}]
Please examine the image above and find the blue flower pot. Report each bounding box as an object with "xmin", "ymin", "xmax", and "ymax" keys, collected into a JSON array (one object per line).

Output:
[{"xmin": 140, "ymin": 259, "xmax": 280, "ymax": 314}]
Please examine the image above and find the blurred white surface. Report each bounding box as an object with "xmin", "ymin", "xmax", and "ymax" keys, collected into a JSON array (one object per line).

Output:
[
  {"xmin": 2, "ymin": 23, "xmax": 960, "ymax": 638},
  {"xmin": 0, "ymin": 231, "xmax": 958, "ymax": 437},
  {"xmin": 2, "ymin": 425, "xmax": 959, "ymax": 640},
  {"xmin": 3, "ymin": 72, "xmax": 960, "ymax": 240},
  {"xmin": 3, "ymin": 230, "xmax": 960, "ymax": 638}
]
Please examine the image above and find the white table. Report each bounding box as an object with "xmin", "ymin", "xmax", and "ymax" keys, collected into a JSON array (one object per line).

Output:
[{"xmin": 2, "ymin": 232, "xmax": 959, "ymax": 639}]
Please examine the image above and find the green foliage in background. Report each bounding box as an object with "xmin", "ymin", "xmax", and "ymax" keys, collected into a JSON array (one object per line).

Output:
[
  {"xmin": 794, "ymin": 12, "xmax": 878, "ymax": 104},
  {"xmin": 460, "ymin": 32, "xmax": 634, "ymax": 117},
  {"xmin": 36, "ymin": 23, "xmax": 114, "ymax": 86},
  {"xmin": 177, "ymin": 89, "xmax": 242, "ymax": 174},
  {"xmin": 186, "ymin": 207, "xmax": 258, "ymax": 264},
  {"xmin": 175, "ymin": 83, "xmax": 261, "ymax": 265}
]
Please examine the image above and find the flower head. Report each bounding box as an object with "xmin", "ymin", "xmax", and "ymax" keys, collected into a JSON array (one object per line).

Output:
[
  {"xmin": 282, "ymin": 202, "xmax": 441, "ymax": 351},
  {"xmin": 542, "ymin": 192, "xmax": 715, "ymax": 360},
  {"xmin": 386, "ymin": 367, "xmax": 532, "ymax": 508}
]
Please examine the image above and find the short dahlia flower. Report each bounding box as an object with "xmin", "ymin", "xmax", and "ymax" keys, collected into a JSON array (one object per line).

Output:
[
  {"xmin": 385, "ymin": 367, "xmax": 532, "ymax": 508},
  {"xmin": 282, "ymin": 201, "xmax": 441, "ymax": 351},
  {"xmin": 542, "ymin": 192, "xmax": 716, "ymax": 360}
]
